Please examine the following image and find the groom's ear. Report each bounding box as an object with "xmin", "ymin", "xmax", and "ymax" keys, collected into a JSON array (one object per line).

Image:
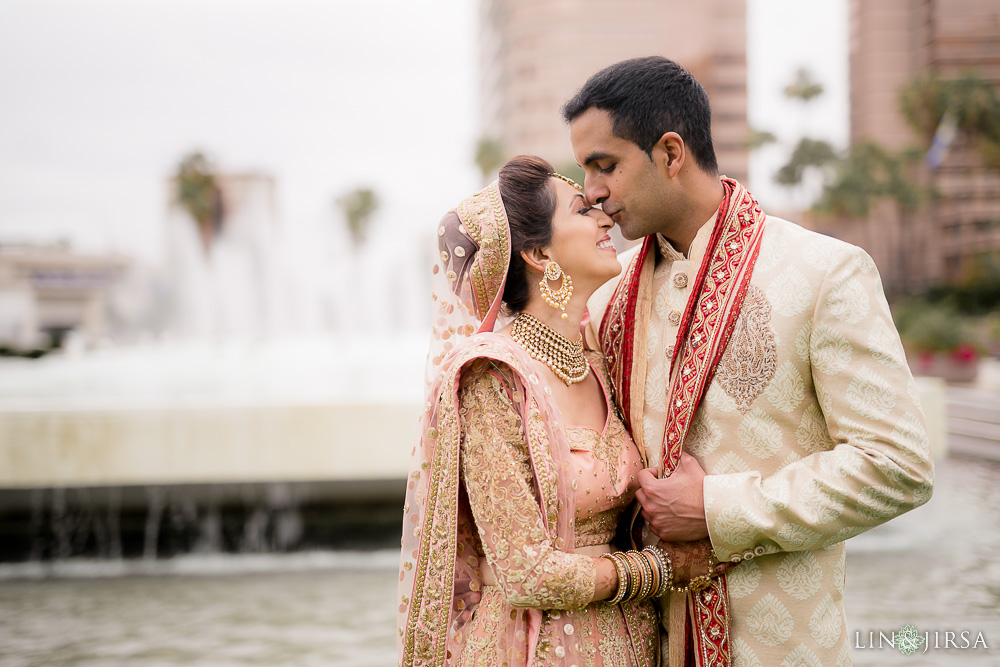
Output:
[{"xmin": 653, "ymin": 132, "xmax": 685, "ymax": 178}]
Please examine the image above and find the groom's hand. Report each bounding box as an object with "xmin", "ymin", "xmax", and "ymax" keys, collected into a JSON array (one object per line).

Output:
[
  {"xmin": 661, "ymin": 538, "xmax": 735, "ymax": 583},
  {"xmin": 635, "ymin": 452, "xmax": 709, "ymax": 541}
]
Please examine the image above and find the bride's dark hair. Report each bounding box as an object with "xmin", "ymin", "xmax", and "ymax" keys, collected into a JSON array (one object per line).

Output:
[{"xmin": 497, "ymin": 155, "xmax": 557, "ymax": 314}]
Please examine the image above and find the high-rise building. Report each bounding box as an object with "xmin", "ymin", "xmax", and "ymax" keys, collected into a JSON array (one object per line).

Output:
[
  {"xmin": 837, "ymin": 0, "xmax": 1000, "ymax": 292},
  {"xmin": 478, "ymin": 0, "xmax": 748, "ymax": 183}
]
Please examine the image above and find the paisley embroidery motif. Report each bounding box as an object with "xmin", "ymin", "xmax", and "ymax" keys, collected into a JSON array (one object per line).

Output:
[
  {"xmin": 746, "ymin": 593, "xmax": 793, "ymax": 647},
  {"xmin": 857, "ymin": 485, "xmax": 905, "ymax": 521},
  {"xmin": 766, "ymin": 266, "xmax": 813, "ymax": 317},
  {"xmin": 846, "ymin": 367, "xmax": 897, "ymax": 420},
  {"xmin": 868, "ymin": 316, "xmax": 905, "ymax": 368},
  {"xmin": 765, "ymin": 361, "xmax": 806, "ymax": 414},
  {"xmin": 717, "ymin": 286, "xmax": 777, "ymax": 414},
  {"xmin": 732, "ymin": 638, "xmax": 763, "ymax": 667},
  {"xmin": 776, "ymin": 551, "xmax": 823, "ymax": 600},
  {"xmin": 727, "ymin": 560, "xmax": 762, "ymax": 599},
  {"xmin": 737, "ymin": 408, "xmax": 783, "ymax": 459},
  {"xmin": 795, "ymin": 404, "xmax": 834, "ymax": 454},
  {"xmin": 781, "ymin": 643, "xmax": 823, "ymax": 667},
  {"xmin": 809, "ymin": 594, "xmax": 843, "ymax": 649}
]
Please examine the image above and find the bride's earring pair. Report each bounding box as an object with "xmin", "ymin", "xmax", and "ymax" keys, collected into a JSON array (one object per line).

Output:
[{"xmin": 539, "ymin": 261, "xmax": 573, "ymax": 320}]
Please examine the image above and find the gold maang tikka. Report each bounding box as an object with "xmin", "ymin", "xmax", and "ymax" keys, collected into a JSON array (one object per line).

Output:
[{"xmin": 550, "ymin": 172, "xmax": 583, "ymax": 191}]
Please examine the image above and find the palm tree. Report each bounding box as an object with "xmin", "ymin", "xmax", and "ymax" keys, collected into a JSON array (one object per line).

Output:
[
  {"xmin": 899, "ymin": 71, "xmax": 1000, "ymax": 170},
  {"xmin": 774, "ymin": 138, "xmax": 837, "ymax": 187},
  {"xmin": 174, "ymin": 152, "xmax": 223, "ymax": 254},
  {"xmin": 783, "ymin": 68, "xmax": 824, "ymax": 103},
  {"xmin": 746, "ymin": 128, "xmax": 777, "ymax": 151},
  {"xmin": 814, "ymin": 142, "xmax": 921, "ymax": 218},
  {"xmin": 474, "ymin": 137, "xmax": 505, "ymax": 183},
  {"xmin": 774, "ymin": 68, "xmax": 833, "ymax": 208},
  {"xmin": 337, "ymin": 188, "xmax": 379, "ymax": 248}
]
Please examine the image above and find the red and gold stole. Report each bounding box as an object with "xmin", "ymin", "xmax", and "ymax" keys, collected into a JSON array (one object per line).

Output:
[{"xmin": 599, "ymin": 178, "xmax": 766, "ymax": 667}]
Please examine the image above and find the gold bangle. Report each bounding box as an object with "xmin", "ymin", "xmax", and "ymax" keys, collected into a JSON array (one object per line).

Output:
[
  {"xmin": 643, "ymin": 550, "xmax": 660, "ymax": 598},
  {"xmin": 606, "ymin": 553, "xmax": 629, "ymax": 605},
  {"xmin": 602, "ymin": 553, "xmax": 629, "ymax": 605},
  {"xmin": 617, "ymin": 551, "xmax": 636, "ymax": 602},
  {"xmin": 631, "ymin": 551, "xmax": 652, "ymax": 601},
  {"xmin": 622, "ymin": 551, "xmax": 644, "ymax": 601},
  {"xmin": 644, "ymin": 546, "xmax": 672, "ymax": 597},
  {"xmin": 654, "ymin": 545, "xmax": 673, "ymax": 595},
  {"xmin": 640, "ymin": 550, "xmax": 657, "ymax": 600},
  {"xmin": 623, "ymin": 551, "xmax": 644, "ymax": 601}
]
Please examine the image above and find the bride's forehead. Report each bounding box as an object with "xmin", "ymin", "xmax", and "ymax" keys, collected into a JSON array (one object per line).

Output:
[{"xmin": 551, "ymin": 178, "xmax": 583, "ymax": 202}]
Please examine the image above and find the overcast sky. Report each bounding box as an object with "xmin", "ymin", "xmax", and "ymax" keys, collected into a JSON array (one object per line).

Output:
[{"xmin": 0, "ymin": 0, "xmax": 847, "ymax": 264}]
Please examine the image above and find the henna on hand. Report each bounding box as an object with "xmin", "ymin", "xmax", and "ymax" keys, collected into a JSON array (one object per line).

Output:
[{"xmin": 661, "ymin": 538, "xmax": 736, "ymax": 584}]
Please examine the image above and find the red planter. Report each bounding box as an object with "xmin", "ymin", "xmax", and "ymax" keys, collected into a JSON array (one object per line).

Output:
[{"xmin": 908, "ymin": 346, "xmax": 980, "ymax": 383}]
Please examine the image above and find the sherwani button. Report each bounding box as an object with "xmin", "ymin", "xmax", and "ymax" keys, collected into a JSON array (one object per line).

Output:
[
  {"xmin": 668, "ymin": 310, "xmax": 681, "ymax": 325},
  {"xmin": 673, "ymin": 272, "xmax": 688, "ymax": 288},
  {"xmin": 743, "ymin": 550, "xmax": 755, "ymax": 560},
  {"xmin": 730, "ymin": 555, "xmax": 742, "ymax": 563},
  {"xmin": 754, "ymin": 546, "xmax": 766, "ymax": 556}
]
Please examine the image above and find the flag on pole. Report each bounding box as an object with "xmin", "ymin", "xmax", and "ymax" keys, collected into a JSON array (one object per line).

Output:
[{"xmin": 925, "ymin": 108, "xmax": 958, "ymax": 170}]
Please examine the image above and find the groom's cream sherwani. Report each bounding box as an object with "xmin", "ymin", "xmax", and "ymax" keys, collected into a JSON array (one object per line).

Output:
[{"xmin": 587, "ymin": 215, "xmax": 935, "ymax": 666}]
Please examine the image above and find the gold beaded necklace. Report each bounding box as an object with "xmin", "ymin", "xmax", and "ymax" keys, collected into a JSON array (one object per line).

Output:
[{"xmin": 510, "ymin": 312, "xmax": 590, "ymax": 385}]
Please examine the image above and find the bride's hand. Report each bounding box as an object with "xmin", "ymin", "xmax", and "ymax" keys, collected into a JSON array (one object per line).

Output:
[{"xmin": 660, "ymin": 538, "xmax": 735, "ymax": 585}]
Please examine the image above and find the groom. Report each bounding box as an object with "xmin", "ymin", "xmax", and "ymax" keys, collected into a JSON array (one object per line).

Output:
[{"xmin": 565, "ymin": 57, "xmax": 934, "ymax": 666}]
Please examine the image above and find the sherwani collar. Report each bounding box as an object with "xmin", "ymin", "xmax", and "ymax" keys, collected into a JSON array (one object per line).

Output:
[
  {"xmin": 654, "ymin": 214, "xmax": 716, "ymax": 265},
  {"xmin": 655, "ymin": 233, "xmax": 686, "ymax": 262}
]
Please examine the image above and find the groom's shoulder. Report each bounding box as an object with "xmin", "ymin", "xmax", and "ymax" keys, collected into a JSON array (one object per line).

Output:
[{"xmin": 760, "ymin": 214, "xmax": 870, "ymax": 272}]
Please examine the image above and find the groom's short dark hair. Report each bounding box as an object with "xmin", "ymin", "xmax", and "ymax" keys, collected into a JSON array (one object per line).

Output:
[{"xmin": 562, "ymin": 56, "xmax": 719, "ymax": 174}]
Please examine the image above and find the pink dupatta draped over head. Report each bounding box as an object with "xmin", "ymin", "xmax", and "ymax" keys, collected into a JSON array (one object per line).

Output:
[{"xmin": 399, "ymin": 182, "xmax": 585, "ymax": 666}]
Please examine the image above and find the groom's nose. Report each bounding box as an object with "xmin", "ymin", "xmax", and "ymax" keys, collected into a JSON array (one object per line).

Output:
[{"xmin": 584, "ymin": 178, "xmax": 609, "ymax": 207}]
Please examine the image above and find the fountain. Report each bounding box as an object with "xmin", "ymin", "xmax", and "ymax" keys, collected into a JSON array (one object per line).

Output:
[{"xmin": 0, "ymin": 169, "xmax": 431, "ymax": 562}]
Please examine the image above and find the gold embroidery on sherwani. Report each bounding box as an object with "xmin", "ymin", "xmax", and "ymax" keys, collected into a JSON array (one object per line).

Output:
[{"xmin": 717, "ymin": 285, "xmax": 777, "ymax": 414}]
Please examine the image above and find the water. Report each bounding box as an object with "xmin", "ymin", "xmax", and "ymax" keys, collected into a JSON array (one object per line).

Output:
[
  {"xmin": 844, "ymin": 454, "xmax": 1000, "ymax": 666},
  {"xmin": 1, "ymin": 455, "xmax": 998, "ymax": 666},
  {"xmin": 0, "ymin": 552, "xmax": 398, "ymax": 667}
]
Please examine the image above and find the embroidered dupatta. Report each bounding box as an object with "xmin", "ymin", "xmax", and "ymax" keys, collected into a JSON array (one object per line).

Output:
[
  {"xmin": 399, "ymin": 337, "xmax": 582, "ymax": 666},
  {"xmin": 599, "ymin": 178, "xmax": 767, "ymax": 667},
  {"xmin": 399, "ymin": 181, "xmax": 586, "ymax": 666}
]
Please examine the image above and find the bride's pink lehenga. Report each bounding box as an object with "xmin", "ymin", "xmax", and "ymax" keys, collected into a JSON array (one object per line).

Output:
[
  {"xmin": 456, "ymin": 353, "xmax": 657, "ymax": 666},
  {"xmin": 398, "ymin": 181, "xmax": 657, "ymax": 667}
]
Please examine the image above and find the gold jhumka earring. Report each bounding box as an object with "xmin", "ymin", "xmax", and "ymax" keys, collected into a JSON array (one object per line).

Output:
[{"xmin": 539, "ymin": 261, "xmax": 573, "ymax": 320}]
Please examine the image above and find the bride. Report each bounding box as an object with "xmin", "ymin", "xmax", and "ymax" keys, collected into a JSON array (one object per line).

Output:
[{"xmin": 399, "ymin": 155, "xmax": 726, "ymax": 666}]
